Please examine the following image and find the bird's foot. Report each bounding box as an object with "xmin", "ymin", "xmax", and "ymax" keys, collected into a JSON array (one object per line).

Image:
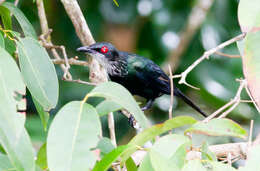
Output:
[{"xmin": 128, "ymin": 115, "xmax": 136, "ymax": 128}]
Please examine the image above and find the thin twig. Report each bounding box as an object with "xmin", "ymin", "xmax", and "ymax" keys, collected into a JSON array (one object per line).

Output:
[
  {"xmin": 168, "ymin": 65, "xmax": 174, "ymax": 134},
  {"xmin": 245, "ymin": 86, "xmax": 260, "ymax": 113},
  {"xmin": 215, "ymin": 51, "xmax": 241, "ymax": 58},
  {"xmin": 172, "ymin": 33, "xmax": 246, "ymax": 89},
  {"xmin": 64, "ymin": 79, "xmax": 97, "ymax": 86},
  {"xmin": 203, "ymin": 79, "xmax": 246, "ymax": 122},
  {"xmin": 52, "ymin": 58, "xmax": 88, "ymax": 66},
  {"xmin": 248, "ymin": 120, "xmax": 254, "ymax": 148},
  {"xmin": 108, "ymin": 113, "xmax": 117, "ymax": 147},
  {"xmin": 36, "ymin": 0, "xmax": 72, "ymax": 80}
]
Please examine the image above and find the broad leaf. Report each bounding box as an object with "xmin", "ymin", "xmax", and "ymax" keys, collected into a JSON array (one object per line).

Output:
[
  {"xmin": 0, "ymin": 5, "xmax": 12, "ymax": 30},
  {"xmin": 0, "ymin": 153, "xmax": 13, "ymax": 170},
  {"xmin": 88, "ymin": 82, "xmax": 149, "ymax": 128},
  {"xmin": 96, "ymin": 137, "xmax": 115, "ymax": 157},
  {"xmin": 121, "ymin": 116, "xmax": 196, "ymax": 162},
  {"xmin": 18, "ymin": 37, "xmax": 59, "ymax": 111},
  {"xmin": 185, "ymin": 118, "xmax": 247, "ymax": 139},
  {"xmin": 238, "ymin": 0, "xmax": 260, "ymax": 32},
  {"xmin": 0, "ymin": 71, "xmax": 35, "ymax": 171},
  {"xmin": 138, "ymin": 154, "xmax": 155, "ymax": 171},
  {"xmin": 47, "ymin": 101, "xmax": 101, "ymax": 171},
  {"xmin": 242, "ymin": 31, "xmax": 260, "ymax": 111},
  {"xmin": 149, "ymin": 150, "xmax": 179, "ymax": 171},
  {"xmin": 36, "ymin": 143, "xmax": 47, "ymax": 170},
  {"xmin": 2, "ymin": 2, "xmax": 37, "ymax": 38},
  {"xmin": 32, "ymin": 97, "xmax": 49, "ymax": 131},
  {"xmin": 182, "ymin": 160, "xmax": 206, "ymax": 171},
  {"xmin": 239, "ymin": 144, "xmax": 260, "ymax": 171},
  {"xmin": 93, "ymin": 145, "xmax": 129, "ymax": 171},
  {"xmin": 209, "ymin": 162, "xmax": 237, "ymax": 171},
  {"xmin": 96, "ymin": 100, "xmax": 122, "ymax": 117},
  {"xmin": 126, "ymin": 157, "xmax": 137, "ymax": 171},
  {"xmin": 0, "ymin": 32, "xmax": 4, "ymax": 48}
]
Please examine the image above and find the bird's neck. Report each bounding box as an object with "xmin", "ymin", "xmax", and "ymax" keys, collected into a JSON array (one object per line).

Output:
[{"xmin": 107, "ymin": 54, "xmax": 128, "ymax": 77}]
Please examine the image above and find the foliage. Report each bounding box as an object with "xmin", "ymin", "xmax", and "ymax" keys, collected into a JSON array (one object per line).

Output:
[{"xmin": 0, "ymin": 0, "xmax": 260, "ymax": 171}]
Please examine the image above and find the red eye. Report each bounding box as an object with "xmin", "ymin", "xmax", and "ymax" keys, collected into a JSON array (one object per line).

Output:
[{"xmin": 101, "ymin": 46, "xmax": 108, "ymax": 53}]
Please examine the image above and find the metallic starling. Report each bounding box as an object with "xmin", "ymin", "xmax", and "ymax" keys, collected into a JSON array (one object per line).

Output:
[{"xmin": 77, "ymin": 42, "xmax": 207, "ymax": 117}]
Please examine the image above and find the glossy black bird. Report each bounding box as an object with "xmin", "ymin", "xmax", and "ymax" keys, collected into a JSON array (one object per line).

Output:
[{"xmin": 77, "ymin": 42, "xmax": 207, "ymax": 117}]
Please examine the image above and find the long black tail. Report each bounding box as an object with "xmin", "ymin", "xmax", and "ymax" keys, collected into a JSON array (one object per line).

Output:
[{"xmin": 174, "ymin": 87, "xmax": 207, "ymax": 117}]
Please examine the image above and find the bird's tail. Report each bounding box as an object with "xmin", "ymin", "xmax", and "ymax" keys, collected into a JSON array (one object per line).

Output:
[{"xmin": 173, "ymin": 87, "xmax": 207, "ymax": 117}]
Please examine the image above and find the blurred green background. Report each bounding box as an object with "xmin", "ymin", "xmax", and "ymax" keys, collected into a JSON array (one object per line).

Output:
[{"xmin": 9, "ymin": 0, "xmax": 259, "ymax": 146}]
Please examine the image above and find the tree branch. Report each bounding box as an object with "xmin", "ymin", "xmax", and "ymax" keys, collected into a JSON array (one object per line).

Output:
[
  {"xmin": 60, "ymin": 0, "xmax": 116, "ymax": 146},
  {"xmin": 172, "ymin": 33, "xmax": 246, "ymax": 89}
]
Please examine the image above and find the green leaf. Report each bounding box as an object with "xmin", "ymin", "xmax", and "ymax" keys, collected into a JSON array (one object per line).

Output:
[
  {"xmin": 149, "ymin": 150, "xmax": 179, "ymax": 171},
  {"xmin": 0, "ymin": 32, "xmax": 4, "ymax": 48},
  {"xmin": 138, "ymin": 154, "xmax": 155, "ymax": 171},
  {"xmin": 36, "ymin": 143, "xmax": 47, "ymax": 170},
  {"xmin": 0, "ymin": 153, "xmax": 13, "ymax": 170},
  {"xmin": 238, "ymin": 0, "xmax": 260, "ymax": 32},
  {"xmin": 96, "ymin": 137, "xmax": 115, "ymax": 157},
  {"xmin": 18, "ymin": 37, "xmax": 59, "ymax": 111},
  {"xmin": 96, "ymin": 100, "xmax": 122, "ymax": 117},
  {"xmin": 170, "ymin": 143, "xmax": 190, "ymax": 169},
  {"xmin": 0, "ymin": 5, "xmax": 12, "ymax": 30},
  {"xmin": 126, "ymin": 157, "xmax": 137, "ymax": 171},
  {"xmin": 0, "ymin": 71, "xmax": 35, "ymax": 171},
  {"xmin": 121, "ymin": 116, "xmax": 196, "ymax": 162},
  {"xmin": 185, "ymin": 118, "xmax": 247, "ymax": 139},
  {"xmin": 32, "ymin": 97, "xmax": 49, "ymax": 131},
  {"xmin": 47, "ymin": 101, "xmax": 101, "ymax": 171},
  {"xmin": 209, "ymin": 162, "xmax": 237, "ymax": 171},
  {"xmin": 0, "ymin": 47, "xmax": 25, "ymax": 133},
  {"xmin": 201, "ymin": 142, "xmax": 217, "ymax": 161},
  {"xmin": 88, "ymin": 81, "xmax": 149, "ymax": 129},
  {"xmin": 93, "ymin": 145, "xmax": 129, "ymax": 171},
  {"xmin": 2, "ymin": 2, "xmax": 37, "ymax": 38},
  {"xmin": 239, "ymin": 144, "xmax": 260, "ymax": 171},
  {"xmin": 182, "ymin": 160, "xmax": 206, "ymax": 171},
  {"xmin": 242, "ymin": 31, "xmax": 260, "ymax": 111}
]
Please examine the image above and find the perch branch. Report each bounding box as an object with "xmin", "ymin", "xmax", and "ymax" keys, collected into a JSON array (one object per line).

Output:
[
  {"xmin": 60, "ymin": 0, "xmax": 116, "ymax": 146},
  {"xmin": 168, "ymin": 65, "xmax": 174, "ymax": 134},
  {"xmin": 172, "ymin": 33, "xmax": 246, "ymax": 89},
  {"xmin": 203, "ymin": 79, "xmax": 247, "ymax": 122},
  {"xmin": 52, "ymin": 58, "xmax": 88, "ymax": 66}
]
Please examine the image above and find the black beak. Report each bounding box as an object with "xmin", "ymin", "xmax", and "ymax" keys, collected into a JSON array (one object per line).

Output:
[{"xmin": 76, "ymin": 46, "xmax": 94, "ymax": 53}]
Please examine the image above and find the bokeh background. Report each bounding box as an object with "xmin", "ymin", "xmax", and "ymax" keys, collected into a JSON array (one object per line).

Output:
[{"xmin": 12, "ymin": 0, "xmax": 259, "ymax": 147}]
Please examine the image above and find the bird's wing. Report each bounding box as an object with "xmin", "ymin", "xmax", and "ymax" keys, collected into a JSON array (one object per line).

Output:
[{"xmin": 132, "ymin": 57, "xmax": 171, "ymax": 94}]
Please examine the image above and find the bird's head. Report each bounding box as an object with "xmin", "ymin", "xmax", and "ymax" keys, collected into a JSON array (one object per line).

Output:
[{"xmin": 77, "ymin": 42, "xmax": 119, "ymax": 68}]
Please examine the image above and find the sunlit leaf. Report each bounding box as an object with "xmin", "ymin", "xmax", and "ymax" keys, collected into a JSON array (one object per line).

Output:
[
  {"xmin": 47, "ymin": 101, "xmax": 101, "ymax": 171},
  {"xmin": 36, "ymin": 143, "xmax": 47, "ymax": 170},
  {"xmin": 0, "ymin": 153, "xmax": 13, "ymax": 170},
  {"xmin": 93, "ymin": 145, "xmax": 129, "ymax": 171},
  {"xmin": 242, "ymin": 31, "xmax": 260, "ymax": 111},
  {"xmin": 209, "ymin": 162, "xmax": 237, "ymax": 171},
  {"xmin": 17, "ymin": 37, "xmax": 59, "ymax": 111},
  {"xmin": 88, "ymin": 81, "xmax": 149, "ymax": 129},
  {"xmin": 0, "ymin": 5, "xmax": 12, "ymax": 30},
  {"xmin": 2, "ymin": 2, "xmax": 37, "ymax": 38},
  {"xmin": 138, "ymin": 154, "xmax": 155, "ymax": 171},
  {"xmin": 238, "ymin": 0, "xmax": 260, "ymax": 32},
  {"xmin": 149, "ymin": 150, "xmax": 179, "ymax": 171},
  {"xmin": 125, "ymin": 157, "xmax": 137, "ymax": 171},
  {"xmin": 182, "ymin": 160, "xmax": 206, "ymax": 171},
  {"xmin": 239, "ymin": 144, "xmax": 260, "ymax": 171},
  {"xmin": 121, "ymin": 116, "xmax": 196, "ymax": 162},
  {"xmin": 185, "ymin": 118, "xmax": 247, "ymax": 139}
]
